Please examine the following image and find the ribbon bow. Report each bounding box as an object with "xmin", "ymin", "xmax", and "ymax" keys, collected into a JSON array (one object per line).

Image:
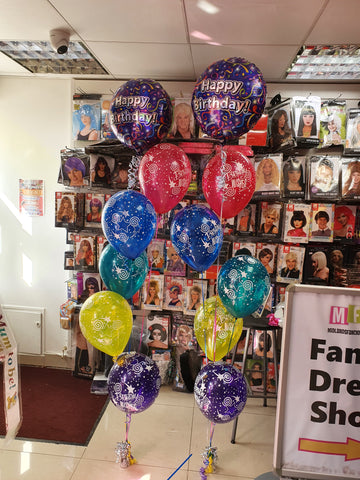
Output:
[{"xmin": 267, "ymin": 313, "xmax": 279, "ymax": 327}]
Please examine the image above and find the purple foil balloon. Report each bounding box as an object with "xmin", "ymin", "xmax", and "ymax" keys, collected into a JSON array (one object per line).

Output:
[
  {"xmin": 108, "ymin": 352, "xmax": 161, "ymax": 414},
  {"xmin": 192, "ymin": 57, "xmax": 266, "ymax": 140},
  {"xmin": 109, "ymin": 78, "xmax": 173, "ymax": 154},
  {"xmin": 194, "ymin": 362, "xmax": 247, "ymax": 424}
]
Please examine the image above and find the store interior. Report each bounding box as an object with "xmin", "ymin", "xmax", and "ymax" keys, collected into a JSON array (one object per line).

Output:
[{"xmin": 1, "ymin": 1, "xmax": 360, "ymax": 479}]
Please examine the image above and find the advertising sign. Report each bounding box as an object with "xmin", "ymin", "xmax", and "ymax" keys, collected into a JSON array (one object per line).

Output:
[
  {"xmin": 274, "ymin": 284, "xmax": 360, "ymax": 479},
  {"xmin": 0, "ymin": 306, "xmax": 22, "ymax": 440}
]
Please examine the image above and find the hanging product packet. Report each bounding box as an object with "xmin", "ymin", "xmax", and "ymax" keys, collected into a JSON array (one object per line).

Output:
[
  {"xmin": 60, "ymin": 299, "xmax": 77, "ymax": 330},
  {"xmin": 267, "ymin": 97, "xmax": 296, "ymax": 152},
  {"xmin": 291, "ymin": 95, "xmax": 321, "ymax": 147},
  {"xmin": 345, "ymin": 108, "xmax": 360, "ymax": 155},
  {"xmin": 318, "ymin": 100, "xmax": 347, "ymax": 148}
]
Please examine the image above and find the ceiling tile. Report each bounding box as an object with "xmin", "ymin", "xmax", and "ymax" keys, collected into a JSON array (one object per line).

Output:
[
  {"xmin": 191, "ymin": 44, "xmax": 299, "ymax": 82},
  {"xmin": 52, "ymin": 0, "xmax": 188, "ymax": 43},
  {"xmin": 0, "ymin": 52, "xmax": 31, "ymax": 75},
  {"xmin": 0, "ymin": 0, "xmax": 74, "ymax": 40},
  {"xmin": 306, "ymin": 0, "xmax": 360, "ymax": 44},
  {"xmin": 185, "ymin": 0, "xmax": 326, "ymax": 45},
  {"xmin": 87, "ymin": 42, "xmax": 196, "ymax": 80}
]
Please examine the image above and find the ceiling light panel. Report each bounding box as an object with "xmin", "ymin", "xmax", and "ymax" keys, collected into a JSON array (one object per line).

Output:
[
  {"xmin": 0, "ymin": 40, "xmax": 108, "ymax": 75},
  {"xmin": 287, "ymin": 45, "xmax": 360, "ymax": 80}
]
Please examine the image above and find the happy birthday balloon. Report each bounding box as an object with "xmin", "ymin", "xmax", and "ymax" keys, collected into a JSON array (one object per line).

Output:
[
  {"xmin": 194, "ymin": 296, "xmax": 243, "ymax": 362},
  {"xmin": 218, "ymin": 255, "xmax": 271, "ymax": 317},
  {"xmin": 139, "ymin": 143, "xmax": 192, "ymax": 213},
  {"xmin": 192, "ymin": 57, "xmax": 266, "ymax": 140},
  {"xmin": 99, "ymin": 245, "xmax": 148, "ymax": 299},
  {"xmin": 79, "ymin": 291, "xmax": 133, "ymax": 357},
  {"xmin": 109, "ymin": 78, "xmax": 173, "ymax": 154},
  {"xmin": 194, "ymin": 362, "xmax": 247, "ymax": 424},
  {"xmin": 170, "ymin": 204, "xmax": 223, "ymax": 272},
  {"xmin": 108, "ymin": 352, "xmax": 161, "ymax": 414},
  {"xmin": 102, "ymin": 190, "xmax": 156, "ymax": 259},
  {"xmin": 202, "ymin": 146, "xmax": 256, "ymax": 219}
]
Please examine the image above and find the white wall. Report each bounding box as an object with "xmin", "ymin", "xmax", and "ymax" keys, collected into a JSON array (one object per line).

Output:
[
  {"xmin": 0, "ymin": 76, "xmax": 359, "ymax": 359},
  {"xmin": 0, "ymin": 76, "xmax": 72, "ymax": 356}
]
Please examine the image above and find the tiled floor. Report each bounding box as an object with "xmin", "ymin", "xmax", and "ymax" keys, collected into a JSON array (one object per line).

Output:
[{"xmin": 0, "ymin": 386, "xmax": 276, "ymax": 480}]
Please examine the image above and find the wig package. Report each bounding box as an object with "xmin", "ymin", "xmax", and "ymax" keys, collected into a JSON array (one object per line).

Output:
[{"xmin": 319, "ymin": 100, "xmax": 347, "ymax": 148}]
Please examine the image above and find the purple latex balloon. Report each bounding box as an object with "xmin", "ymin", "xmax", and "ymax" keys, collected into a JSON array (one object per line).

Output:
[
  {"xmin": 194, "ymin": 362, "xmax": 247, "ymax": 424},
  {"xmin": 192, "ymin": 57, "xmax": 266, "ymax": 140},
  {"xmin": 109, "ymin": 78, "xmax": 173, "ymax": 154},
  {"xmin": 108, "ymin": 352, "xmax": 161, "ymax": 414}
]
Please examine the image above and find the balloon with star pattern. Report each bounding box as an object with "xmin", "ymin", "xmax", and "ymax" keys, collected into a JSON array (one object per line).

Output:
[
  {"xmin": 170, "ymin": 204, "xmax": 223, "ymax": 272},
  {"xmin": 139, "ymin": 143, "xmax": 192, "ymax": 214},
  {"xmin": 108, "ymin": 352, "xmax": 161, "ymax": 414},
  {"xmin": 192, "ymin": 57, "xmax": 266, "ymax": 140},
  {"xmin": 218, "ymin": 255, "xmax": 271, "ymax": 317},
  {"xmin": 99, "ymin": 245, "xmax": 148, "ymax": 299},
  {"xmin": 194, "ymin": 296, "xmax": 243, "ymax": 362},
  {"xmin": 102, "ymin": 190, "xmax": 157, "ymax": 259},
  {"xmin": 202, "ymin": 145, "xmax": 256, "ymax": 219},
  {"xmin": 194, "ymin": 362, "xmax": 247, "ymax": 424},
  {"xmin": 79, "ymin": 291, "xmax": 133, "ymax": 357}
]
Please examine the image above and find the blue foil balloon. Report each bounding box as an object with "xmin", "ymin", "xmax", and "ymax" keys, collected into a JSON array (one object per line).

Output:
[
  {"xmin": 102, "ymin": 190, "xmax": 156, "ymax": 259},
  {"xmin": 192, "ymin": 57, "xmax": 266, "ymax": 140},
  {"xmin": 218, "ymin": 255, "xmax": 271, "ymax": 317},
  {"xmin": 109, "ymin": 78, "xmax": 173, "ymax": 154},
  {"xmin": 99, "ymin": 245, "xmax": 148, "ymax": 299},
  {"xmin": 108, "ymin": 352, "xmax": 161, "ymax": 414},
  {"xmin": 194, "ymin": 362, "xmax": 247, "ymax": 424},
  {"xmin": 170, "ymin": 204, "xmax": 223, "ymax": 272}
]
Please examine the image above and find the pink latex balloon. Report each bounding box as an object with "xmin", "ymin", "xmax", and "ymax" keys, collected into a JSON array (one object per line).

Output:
[
  {"xmin": 139, "ymin": 143, "xmax": 192, "ymax": 214},
  {"xmin": 202, "ymin": 146, "xmax": 255, "ymax": 219}
]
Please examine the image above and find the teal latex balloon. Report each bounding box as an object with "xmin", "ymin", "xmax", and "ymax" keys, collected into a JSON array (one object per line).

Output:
[
  {"xmin": 218, "ymin": 255, "xmax": 271, "ymax": 317},
  {"xmin": 99, "ymin": 244, "xmax": 148, "ymax": 299}
]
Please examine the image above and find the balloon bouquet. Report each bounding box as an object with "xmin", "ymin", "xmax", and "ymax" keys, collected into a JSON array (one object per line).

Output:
[
  {"xmin": 79, "ymin": 78, "xmax": 185, "ymax": 467},
  {"xmin": 188, "ymin": 57, "xmax": 269, "ymax": 478},
  {"xmin": 78, "ymin": 56, "xmax": 270, "ymax": 473}
]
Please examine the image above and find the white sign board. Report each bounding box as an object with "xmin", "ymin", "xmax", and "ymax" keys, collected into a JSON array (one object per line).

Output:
[{"xmin": 274, "ymin": 285, "xmax": 360, "ymax": 480}]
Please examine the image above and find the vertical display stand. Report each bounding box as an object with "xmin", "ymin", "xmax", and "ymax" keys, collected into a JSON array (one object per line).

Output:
[{"xmin": 274, "ymin": 284, "xmax": 360, "ymax": 479}]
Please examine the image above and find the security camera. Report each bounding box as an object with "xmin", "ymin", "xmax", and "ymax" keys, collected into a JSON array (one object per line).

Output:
[{"xmin": 50, "ymin": 29, "xmax": 70, "ymax": 55}]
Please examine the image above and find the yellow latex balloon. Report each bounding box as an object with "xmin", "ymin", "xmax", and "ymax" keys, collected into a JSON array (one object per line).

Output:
[
  {"xmin": 194, "ymin": 295, "xmax": 243, "ymax": 362},
  {"xmin": 79, "ymin": 291, "xmax": 133, "ymax": 357}
]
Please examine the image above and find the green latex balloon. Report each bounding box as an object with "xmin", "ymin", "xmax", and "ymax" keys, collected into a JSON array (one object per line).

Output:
[
  {"xmin": 79, "ymin": 291, "xmax": 133, "ymax": 357},
  {"xmin": 194, "ymin": 295, "xmax": 243, "ymax": 362}
]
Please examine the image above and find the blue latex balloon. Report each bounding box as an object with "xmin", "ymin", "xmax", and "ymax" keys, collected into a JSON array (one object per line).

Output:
[
  {"xmin": 192, "ymin": 57, "xmax": 266, "ymax": 140},
  {"xmin": 99, "ymin": 245, "xmax": 148, "ymax": 299},
  {"xmin": 170, "ymin": 204, "xmax": 223, "ymax": 272},
  {"xmin": 109, "ymin": 78, "xmax": 173, "ymax": 154},
  {"xmin": 108, "ymin": 352, "xmax": 161, "ymax": 414},
  {"xmin": 102, "ymin": 190, "xmax": 156, "ymax": 259},
  {"xmin": 194, "ymin": 362, "xmax": 247, "ymax": 424},
  {"xmin": 218, "ymin": 255, "xmax": 271, "ymax": 317}
]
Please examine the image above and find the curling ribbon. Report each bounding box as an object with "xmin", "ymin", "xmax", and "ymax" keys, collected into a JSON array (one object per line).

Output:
[
  {"xmin": 127, "ymin": 155, "xmax": 141, "ymax": 190},
  {"xmin": 115, "ymin": 441, "xmax": 136, "ymax": 468},
  {"xmin": 267, "ymin": 313, "xmax": 279, "ymax": 327},
  {"xmin": 199, "ymin": 446, "xmax": 218, "ymax": 479}
]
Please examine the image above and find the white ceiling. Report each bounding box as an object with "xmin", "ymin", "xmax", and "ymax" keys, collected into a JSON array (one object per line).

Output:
[{"xmin": 0, "ymin": 0, "xmax": 359, "ymax": 83}]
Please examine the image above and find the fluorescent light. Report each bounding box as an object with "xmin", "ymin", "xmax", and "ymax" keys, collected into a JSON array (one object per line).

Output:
[
  {"xmin": 191, "ymin": 30, "xmax": 212, "ymax": 41},
  {"xmin": 287, "ymin": 45, "xmax": 360, "ymax": 80},
  {"xmin": 197, "ymin": 0, "xmax": 219, "ymax": 14},
  {"xmin": 0, "ymin": 40, "xmax": 108, "ymax": 75}
]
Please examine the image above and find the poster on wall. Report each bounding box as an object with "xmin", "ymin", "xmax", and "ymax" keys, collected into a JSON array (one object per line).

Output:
[
  {"xmin": 19, "ymin": 179, "xmax": 44, "ymax": 216},
  {"xmin": 274, "ymin": 284, "xmax": 360, "ymax": 480}
]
